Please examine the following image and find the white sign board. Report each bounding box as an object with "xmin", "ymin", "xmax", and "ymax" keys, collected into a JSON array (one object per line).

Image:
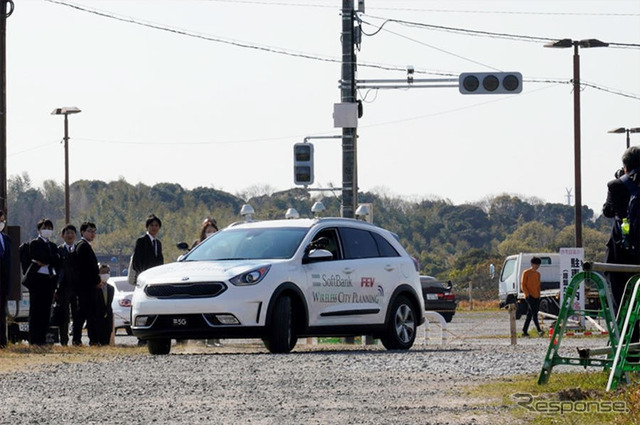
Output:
[{"xmin": 559, "ymin": 247, "xmax": 585, "ymax": 328}]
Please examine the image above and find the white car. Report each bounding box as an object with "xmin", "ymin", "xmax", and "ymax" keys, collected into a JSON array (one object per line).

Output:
[
  {"xmin": 109, "ymin": 277, "xmax": 135, "ymax": 335},
  {"xmin": 131, "ymin": 218, "xmax": 424, "ymax": 355}
]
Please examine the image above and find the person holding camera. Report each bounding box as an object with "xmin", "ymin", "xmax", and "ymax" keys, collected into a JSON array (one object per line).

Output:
[{"xmin": 603, "ymin": 146, "xmax": 640, "ymax": 340}]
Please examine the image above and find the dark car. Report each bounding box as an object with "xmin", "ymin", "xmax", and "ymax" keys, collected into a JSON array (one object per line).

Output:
[{"xmin": 420, "ymin": 275, "xmax": 457, "ymax": 322}]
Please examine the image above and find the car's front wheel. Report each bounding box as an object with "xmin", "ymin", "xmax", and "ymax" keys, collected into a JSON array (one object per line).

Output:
[
  {"xmin": 381, "ymin": 295, "xmax": 417, "ymax": 350},
  {"xmin": 264, "ymin": 295, "xmax": 298, "ymax": 354},
  {"xmin": 148, "ymin": 338, "xmax": 171, "ymax": 355}
]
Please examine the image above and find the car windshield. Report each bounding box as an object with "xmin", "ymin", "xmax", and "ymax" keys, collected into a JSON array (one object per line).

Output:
[{"xmin": 183, "ymin": 227, "xmax": 308, "ymax": 261}]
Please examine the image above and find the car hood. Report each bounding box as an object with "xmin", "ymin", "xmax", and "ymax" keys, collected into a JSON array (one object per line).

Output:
[{"xmin": 137, "ymin": 260, "xmax": 276, "ymax": 285}]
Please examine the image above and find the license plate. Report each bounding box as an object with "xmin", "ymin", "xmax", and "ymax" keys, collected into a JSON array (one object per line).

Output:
[
  {"xmin": 172, "ymin": 317, "xmax": 188, "ymax": 327},
  {"xmin": 426, "ymin": 294, "xmax": 438, "ymax": 300},
  {"xmin": 18, "ymin": 322, "xmax": 29, "ymax": 332}
]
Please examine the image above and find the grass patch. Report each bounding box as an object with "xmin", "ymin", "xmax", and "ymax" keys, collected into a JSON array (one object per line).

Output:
[
  {"xmin": 458, "ymin": 299, "xmax": 500, "ymax": 311},
  {"xmin": 470, "ymin": 371, "xmax": 640, "ymax": 424}
]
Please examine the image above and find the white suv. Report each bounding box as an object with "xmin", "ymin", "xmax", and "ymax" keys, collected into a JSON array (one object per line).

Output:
[{"xmin": 131, "ymin": 218, "xmax": 424, "ymax": 354}]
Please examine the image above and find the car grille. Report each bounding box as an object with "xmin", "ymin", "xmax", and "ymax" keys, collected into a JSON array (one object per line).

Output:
[{"xmin": 145, "ymin": 282, "xmax": 227, "ymax": 299}]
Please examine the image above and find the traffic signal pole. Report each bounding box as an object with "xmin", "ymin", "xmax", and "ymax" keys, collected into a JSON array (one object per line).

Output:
[
  {"xmin": 333, "ymin": 1, "xmax": 520, "ymax": 219},
  {"xmin": 340, "ymin": 0, "xmax": 357, "ymax": 219}
]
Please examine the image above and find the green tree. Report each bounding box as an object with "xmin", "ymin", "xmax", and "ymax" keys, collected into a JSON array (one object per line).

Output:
[{"xmin": 497, "ymin": 221, "xmax": 556, "ymax": 256}]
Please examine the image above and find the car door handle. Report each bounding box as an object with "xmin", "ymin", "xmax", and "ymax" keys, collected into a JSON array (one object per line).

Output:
[
  {"xmin": 343, "ymin": 268, "xmax": 355, "ymax": 274},
  {"xmin": 384, "ymin": 265, "xmax": 395, "ymax": 272}
]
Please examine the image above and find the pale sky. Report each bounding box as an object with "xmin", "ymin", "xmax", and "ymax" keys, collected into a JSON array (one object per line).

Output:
[{"xmin": 6, "ymin": 0, "xmax": 640, "ymax": 215}]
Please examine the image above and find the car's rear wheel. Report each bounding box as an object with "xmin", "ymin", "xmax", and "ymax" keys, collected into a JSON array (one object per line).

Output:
[
  {"xmin": 539, "ymin": 298, "xmax": 558, "ymax": 316},
  {"xmin": 441, "ymin": 312, "xmax": 454, "ymax": 323},
  {"xmin": 148, "ymin": 338, "xmax": 171, "ymax": 355},
  {"xmin": 381, "ymin": 295, "xmax": 417, "ymax": 350},
  {"xmin": 264, "ymin": 295, "xmax": 297, "ymax": 354}
]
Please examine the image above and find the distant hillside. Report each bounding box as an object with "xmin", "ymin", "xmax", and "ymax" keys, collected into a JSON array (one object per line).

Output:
[{"xmin": 6, "ymin": 173, "xmax": 611, "ymax": 300}]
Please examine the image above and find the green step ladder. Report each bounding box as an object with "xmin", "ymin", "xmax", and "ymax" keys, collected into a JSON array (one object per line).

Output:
[
  {"xmin": 538, "ymin": 266, "xmax": 621, "ymax": 385},
  {"xmin": 607, "ymin": 274, "xmax": 640, "ymax": 390},
  {"xmin": 538, "ymin": 262, "xmax": 640, "ymax": 390}
]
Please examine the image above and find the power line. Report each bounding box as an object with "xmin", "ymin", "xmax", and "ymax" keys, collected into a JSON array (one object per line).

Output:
[
  {"xmin": 366, "ymin": 7, "xmax": 640, "ymax": 17},
  {"xmin": 43, "ymin": 0, "xmax": 346, "ymax": 64},
  {"xmin": 360, "ymin": 18, "xmax": 501, "ymax": 72},
  {"xmin": 190, "ymin": 0, "xmax": 640, "ymax": 17},
  {"xmin": 358, "ymin": 19, "xmax": 640, "ymax": 100},
  {"xmin": 44, "ymin": 0, "xmax": 640, "ymax": 100},
  {"xmin": 361, "ymin": 15, "xmax": 640, "ymax": 49},
  {"xmin": 199, "ymin": 0, "xmax": 335, "ymax": 8}
]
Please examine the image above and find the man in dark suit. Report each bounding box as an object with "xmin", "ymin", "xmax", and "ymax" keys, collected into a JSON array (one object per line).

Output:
[
  {"xmin": 74, "ymin": 221, "xmax": 101, "ymax": 346},
  {"xmin": 0, "ymin": 210, "xmax": 11, "ymax": 348},
  {"xmin": 25, "ymin": 218, "xmax": 61, "ymax": 346},
  {"xmin": 130, "ymin": 214, "xmax": 164, "ymax": 346},
  {"xmin": 603, "ymin": 146, "xmax": 640, "ymax": 312},
  {"xmin": 51, "ymin": 224, "xmax": 79, "ymax": 346},
  {"xmin": 603, "ymin": 146, "xmax": 640, "ymax": 346},
  {"xmin": 131, "ymin": 214, "xmax": 164, "ymax": 281}
]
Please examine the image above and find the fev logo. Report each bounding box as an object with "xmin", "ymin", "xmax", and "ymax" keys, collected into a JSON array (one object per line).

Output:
[{"xmin": 361, "ymin": 277, "xmax": 375, "ymax": 287}]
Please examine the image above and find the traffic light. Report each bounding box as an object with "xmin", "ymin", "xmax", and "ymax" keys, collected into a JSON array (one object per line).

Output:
[
  {"xmin": 459, "ymin": 72, "xmax": 522, "ymax": 94},
  {"xmin": 293, "ymin": 143, "xmax": 314, "ymax": 186}
]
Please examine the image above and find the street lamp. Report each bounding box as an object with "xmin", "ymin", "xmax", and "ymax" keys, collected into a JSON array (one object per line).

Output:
[
  {"xmin": 608, "ymin": 127, "xmax": 640, "ymax": 149},
  {"xmin": 51, "ymin": 106, "xmax": 81, "ymax": 224},
  {"xmin": 544, "ymin": 38, "xmax": 609, "ymax": 248}
]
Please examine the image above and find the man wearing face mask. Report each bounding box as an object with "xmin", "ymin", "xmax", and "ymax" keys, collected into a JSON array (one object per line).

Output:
[
  {"xmin": 74, "ymin": 222, "xmax": 101, "ymax": 346},
  {"xmin": 26, "ymin": 218, "xmax": 61, "ymax": 346},
  {"xmin": 0, "ymin": 210, "xmax": 11, "ymax": 348}
]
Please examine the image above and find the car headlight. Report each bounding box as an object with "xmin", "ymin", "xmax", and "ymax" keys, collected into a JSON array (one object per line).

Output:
[{"xmin": 229, "ymin": 265, "xmax": 271, "ymax": 286}]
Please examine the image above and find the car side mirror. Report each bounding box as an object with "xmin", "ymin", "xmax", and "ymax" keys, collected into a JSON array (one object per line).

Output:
[
  {"xmin": 302, "ymin": 248, "xmax": 333, "ymax": 264},
  {"xmin": 446, "ymin": 280, "xmax": 453, "ymax": 291},
  {"xmin": 176, "ymin": 242, "xmax": 190, "ymax": 251},
  {"xmin": 306, "ymin": 237, "xmax": 330, "ymax": 254}
]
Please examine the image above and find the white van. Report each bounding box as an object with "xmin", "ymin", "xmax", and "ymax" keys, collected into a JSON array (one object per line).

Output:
[{"xmin": 498, "ymin": 253, "xmax": 561, "ymax": 318}]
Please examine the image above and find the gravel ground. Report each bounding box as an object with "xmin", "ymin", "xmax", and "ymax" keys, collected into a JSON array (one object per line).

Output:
[{"xmin": 0, "ymin": 310, "xmax": 611, "ymax": 425}]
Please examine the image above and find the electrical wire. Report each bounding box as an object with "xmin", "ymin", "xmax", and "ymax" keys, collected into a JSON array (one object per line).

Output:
[
  {"xmin": 44, "ymin": 0, "xmax": 640, "ymax": 100},
  {"xmin": 199, "ymin": 0, "xmax": 334, "ymax": 8},
  {"xmin": 360, "ymin": 18, "xmax": 501, "ymax": 71},
  {"xmin": 44, "ymin": 0, "xmax": 344, "ymax": 65},
  {"xmin": 358, "ymin": 83, "xmax": 563, "ymax": 130},
  {"xmin": 366, "ymin": 7, "xmax": 640, "ymax": 17},
  {"xmin": 7, "ymin": 141, "xmax": 60, "ymax": 157},
  {"xmin": 362, "ymin": 15, "xmax": 640, "ymax": 49},
  {"xmin": 160, "ymin": 0, "xmax": 640, "ymax": 17}
]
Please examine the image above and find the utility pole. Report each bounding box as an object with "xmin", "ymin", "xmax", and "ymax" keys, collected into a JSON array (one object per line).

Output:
[
  {"xmin": 340, "ymin": 0, "xmax": 357, "ymax": 218},
  {"xmin": 0, "ymin": 1, "xmax": 13, "ymax": 216}
]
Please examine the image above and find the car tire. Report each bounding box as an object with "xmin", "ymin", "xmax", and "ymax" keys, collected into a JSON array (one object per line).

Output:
[
  {"xmin": 264, "ymin": 295, "xmax": 297, "ymax": 354},
  {"xmin": 381, "ymin": 295, "xmax": 417, "ymax": 350},
  {"xmin": 539, "ymin": 298, "xmax": 558, "ymax": 316},
  {"xmin": 147, "ymin": 338, "xmax": 171, "ymax": 355},
  {"xmin": 441, "ymin": 312, "xmax": 454, "ymax": 323},
  {"xmin": 516, "ymin": 302, "xmax": 527, "ymax": 320}
]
